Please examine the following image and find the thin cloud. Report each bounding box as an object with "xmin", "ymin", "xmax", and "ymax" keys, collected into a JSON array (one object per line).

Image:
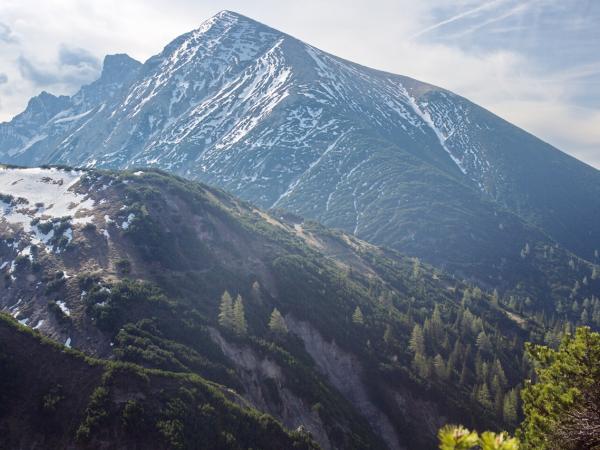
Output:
[
  {"xmin": 0, "ymin": 22, "xmax": 18, "ymax": 43},
  {"xmin": 554, "ymin": 62, "xmax": 600, "ymax": 82},
  {"xmin": 409, "ymin": 0, "xmax": 507, "ymax": 39},
  {"xmin": 18, "ymin": 55, "xmax": 61, "ymax": 85},
  {"xmin": 17, "ymin": 45, "xmax": 100, "ymax": 87},
  {"xmin": 444, "ymin": 3, "xmax": 531, "ymax": 39},
  {"xmin": 58, "ymin": 45, "xmax": 101, "ymax": 70}
]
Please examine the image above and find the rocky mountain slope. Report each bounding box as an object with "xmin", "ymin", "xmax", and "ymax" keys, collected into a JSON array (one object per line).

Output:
[
  {"xmin": 0, "ymin": 314, "xmax": 317, "ymax": 450},
  {"xmin": 1, "ymin": 11, "xmax": 599, "ymax": 299},
  {"xmin": 6, "ymin": 166, "xmax": 594, "ymax": 448}
]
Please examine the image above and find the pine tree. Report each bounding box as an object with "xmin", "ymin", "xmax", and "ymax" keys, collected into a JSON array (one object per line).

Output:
[
  {"xmin": 268, "ymin": 308, "xmax": 288, "ymax": 335},
  {"xmin": 462, "ymin": 289, "xmax": 472, "ymax": 308},
  {"xmin": 409, "ymin": 324, "xmax": 426, "ymax": 355},
  {"xmin": 459, "ymin": 361, "xmax": 470, "ymax": 386},
  {"xmin": 448, "ymin": 340, "xmax": 462, "ymax": 377},
  {"xmin": 352, "ymin": 306, "xmax": 365, "ymax": 325},
  {"xmin": 493, "ymin": 359, "xmax": 508, "ymax": 388},
  {"xmin": 431, "ymin": 305, "xmax": 444, "ymax": 342},
  {"xmin": 502, "ymin": 389, "xmax": 518, "ymax": 424},
  {"xmin": 432, "ymin": 304, "xmax": 443, "ymax": 326},
  {"xmin": 412, "ymin": 257, "xmax": 421, "ymax": 280},
  {"xmin": 476, "ymin": 331, "xmax": 492, "ymax": 354},
  {"xmin": 251, "ymin": 280, "xmax": 262, "ymax": 303},
  {"xmin": 383, "ymin": 325, "xmax": 393, "ymax": 345},
  {"xmin": 491, "ymin": 375, "xmax": 502, "ymax": 396},
  {"xmin": 233, "ymin": 295, "xmax": 247, "ymax": 335},
  {"xmin": 491, "ymin": 289, "xmax": 499, "ymax": 306},
  {"xmin": 572, "ymin": 280, "xmax": 581, "ymax": 297},
  {"xmin": 434, "ymin": 354, "xmax": 448, "ymax": 379},
  {"xmin": 494, "ymin": 388, "xmax": 504, "ymax": 418},
  {"xmin": 477, "ymin": 383, "xmax": 492, "ymax": 409},
  {"xmin": 218, "ymin": 291, "xmax": 234, "ymax": 330},
  {"xmin": 581, "ymin": 308, "xmax": 589, "ymax": 324},
  {"xmin": 413, "ymin": 353, "xmax": 431, "ymax": 378},
  {"xmin": 520, "ymin": 327, "xmax": 600, "ymax": 448}
]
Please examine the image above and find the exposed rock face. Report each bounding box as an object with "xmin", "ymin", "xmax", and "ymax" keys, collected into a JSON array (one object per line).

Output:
[
  {"xmin": 208, "ymin": 328, "xmax": 332, "ymax": 449},
  {"xmin": 286, "ymin": 317, "xmax": 404, "ymax": 450}
]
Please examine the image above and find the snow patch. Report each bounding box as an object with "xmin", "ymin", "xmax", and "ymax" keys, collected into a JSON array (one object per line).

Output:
[
  {"xmin": 121, "ymin": 213, "xmax": 135, "ymax": 230},
  {"xmin": 56, "ymin": 300, "xmax": 71, "ymax": 316},
  {"xmin": 0, "ymin": 168, "xmax": 95, "ymax": 236}
]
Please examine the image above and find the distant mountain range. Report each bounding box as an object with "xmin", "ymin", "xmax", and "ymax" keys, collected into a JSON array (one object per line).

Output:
[{"xmin": 1, "ymin": 11, "xmax": 599, "ymax": 301}]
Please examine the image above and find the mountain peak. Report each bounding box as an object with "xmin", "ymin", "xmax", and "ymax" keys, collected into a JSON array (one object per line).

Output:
[
  {"xmin": 99, "ymin": 53, "xmax": 141, "ymax": 83},
  {"xmin": 214, "ymin": 10, "xmax": 243, "ymax": 20},
  {"xmin": 212, "ymin": 10, "xmax": 258, "ymax": 23},
  {"xmin": 203, "ymin": 9, "xmax": 276, "ymax": 33}
]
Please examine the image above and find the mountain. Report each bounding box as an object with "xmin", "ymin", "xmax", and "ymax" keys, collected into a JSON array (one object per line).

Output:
[
  {"xmin": 1, "ymin": 11, "xmax": 599, "ymax": 304},
  {"xmin": 4, "ymin": 165, "xmax": 585, "ymax": 449}
]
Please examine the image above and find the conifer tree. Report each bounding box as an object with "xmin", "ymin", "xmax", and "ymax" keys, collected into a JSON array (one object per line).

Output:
[
  {"xmin": 431, "ymin": 304, "xmax": 444, "ymax": 342},
  {"xmin": 502, "ymin": 388, "xmax": 518, "ymax": 424},
  {"xmin": 493, "ymin": 359, "xmax": 508, "ymax": 387},
  {"xmin": 218, "ymin": 290, "xmax": 234, "ymax": 330},
  {"xmin": 268, "ymin": 308, "xmax": 288, "ymax": 335},
  {"xmin": 434, "ymin": 354, "xmax": 448, "ymax": 379},
  {"xmin": 233, "ymin": 295, "xmax": 247, "ymax": 335},
  {"xmin": 409, "ymin": 324, "xmax": 426, "ymax": 355},
  {"xmin": 462, "ymin": 289, "xmax": 473, "ymax": 308},
  {"xmin": 352, "ymin": 306, "xmax": 365, "ymax": 325},
  {"xmin": 383, "ymin": 324, "xmax": 393, "ymax": 345},
  {"xmin": 412, "ymin": 257, "xmax": 421, "ymax": 279},
  {"xmin": 476, "ymin": 331, "xmax": 492, "ymax": 354},
  {"xmin": 459, "ymin": 361, "xmax": 470, "ymax": 386},
  {"xmin": 477, "ymin": 383, "xmax": 492, "ymax": 409},
  {"xmin": 251, "ymin": 280, "xmax": 262, "ymax": 303},
  {"xmin": 449, "ymin": 339, "xmax": 462, "ymax": 369},
  {"xmin": 494, "ymin": 388, "xmax": 504, "ymax": 418},
  {"xmin": 413, "ymin": 353, "xmax": 431, "ymax": 378},
  {"xmin": 519, "ymin": 327, "xmax": 600, "ymax": 448},
  {"xmin": 491, "ymin": 289, "xmax": 500, "ymax": 306}
]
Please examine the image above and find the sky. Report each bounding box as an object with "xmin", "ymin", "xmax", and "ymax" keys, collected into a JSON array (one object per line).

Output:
[{"xmin": 0, "ymin": 0, "xmax": 598, "ymax": 168}]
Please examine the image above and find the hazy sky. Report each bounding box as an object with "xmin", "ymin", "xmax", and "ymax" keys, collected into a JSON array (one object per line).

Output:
[{"xmin": 0, "ymin": 0, "xmax": 598, "ymax": 167}]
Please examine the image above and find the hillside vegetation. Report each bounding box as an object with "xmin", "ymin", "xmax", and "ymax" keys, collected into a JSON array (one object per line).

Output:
[{"xmin": 0, "ymin": 167, "xmax": 596, "ymax": 448}]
